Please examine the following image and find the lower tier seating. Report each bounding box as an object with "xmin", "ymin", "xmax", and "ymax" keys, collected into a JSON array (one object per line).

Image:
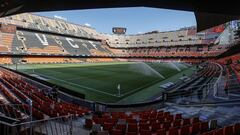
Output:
[
  {"xmin": 0, "ymin": 68, "xmax": 91, "ymax": 121},
  {"xmin": 85, "ymin": 110, "xmax": 240, "ymax": 135}
]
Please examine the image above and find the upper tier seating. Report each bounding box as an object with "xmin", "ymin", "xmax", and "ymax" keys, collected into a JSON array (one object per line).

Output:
[
  {"xmin": 112, "ymin": 46, "xmax": 225, "ymax": 58},
  {"xmin": 28, "ymin": 46, "xmax": 65, "ymax": 54},
  {"xmin": 0, "ymin": 33, "xmax": 14, "ymax": 53},
  {"xmin": 103, "ymin": 28, "xmax": 218, "ymax": 48},
  {"xmin": 0, "ymin": 13, "xmax": 96, "ymax": 39},
  {"xmin": 0, "ymin": 46, "xmax": 9, "ymax": 52},
  {"xmin": 0, "ymin": 56, "xmax": 12, "ymax": 64},
  {"xmin": 12, "ymin": 30, "xmax": 110, "ymax": 56}
]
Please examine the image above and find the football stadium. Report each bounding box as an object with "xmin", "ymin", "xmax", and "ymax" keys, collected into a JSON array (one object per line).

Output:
[{"xmin": 0, "ymin": 1, "xmax": 240, "ymax": 135}]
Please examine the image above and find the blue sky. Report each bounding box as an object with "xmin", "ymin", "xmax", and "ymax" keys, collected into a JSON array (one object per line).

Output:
[{"xmin": 37, "ymin": 7, "xmax": 196, "ymax": 34}]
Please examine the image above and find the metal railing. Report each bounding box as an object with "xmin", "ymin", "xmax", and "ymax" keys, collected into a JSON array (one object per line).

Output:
[
  {"xmin": 0, "ymin": 115, "xmax": 75, "ymax": 135},
  {"xmin": 213, "ymin": 62, "xmax": 226, "ymax": 99},
  {"xmin": 163, "ymin": 83, "xmax": 215, "ymax": 102},
  {"xmin": 0, "ymin": 104, "xmax": 30, "ymax": 121}
]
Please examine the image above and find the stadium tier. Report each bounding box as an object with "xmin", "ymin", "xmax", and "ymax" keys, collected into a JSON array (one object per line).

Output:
[
  {"xmin": 0, "ymin": 56, "xmax": 239, "ymax": 134},
  {"xmin": 103, "ymin": 29, "xmax": 204, "ymax": 48},
  {"xmin": 13, "ymin": 30, "xmax": 109, "ymax": 55},
  {"xmin": 0, "ymin": 12, "xmax": 240, "ymax": 135},
  {"xmin": 0, "ymin": 13, "xmax": 229, "ymax": 63},
  {"xmin": 85, "ymin": 110, "xmax": 240, "ymax": 135},
  {"xmin": 0, "ymin": 13, "xmax": 96, "ymax": 39},
  {"xmin": 0, "ymin": 68, "xmax": 90, "ymax": 119}
]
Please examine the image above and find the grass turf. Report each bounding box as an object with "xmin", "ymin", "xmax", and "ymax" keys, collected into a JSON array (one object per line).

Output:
[{"xmin": 16, "ymin": 62, "xmax": 192, "ymax": 103}]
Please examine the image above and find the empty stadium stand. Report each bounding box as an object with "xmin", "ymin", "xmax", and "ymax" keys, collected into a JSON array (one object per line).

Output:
[
  {"xmin": 0, "ymin": 67, "xmax": 90, "ymax": 121},
  {"xmin": 84, "ymin": 110, "xmax": 240, "ymax": 135},
  {"xmin": 0, "ymin": 11, "xmax": 239, "ymax": 135},
  {"xmin": 0, "ymin": 13, "xmax": 230, "ymax": 65}
]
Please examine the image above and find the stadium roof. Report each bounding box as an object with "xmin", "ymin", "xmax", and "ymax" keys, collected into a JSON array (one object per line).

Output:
[{"xmin": 0, "ymin": 0, "xmax": 239, "ymax": 32}]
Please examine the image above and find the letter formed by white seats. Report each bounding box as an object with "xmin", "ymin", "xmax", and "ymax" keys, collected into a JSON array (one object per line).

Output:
[
  {"xmin": 17, "ymin": 31, "xmax": 25, "ymax": 41},
  {"xmin": 66, "ymin": 38, "xmax": 79, "ymax": 48},
  {"xmin": 35, "ymin": 33, "xmax": 49, "ymax": 46},
  {"xmin": 88, "ymin": 41, "xmax": 97, "ymax": 49},
  {"xmin": 54, "ymin": 37, "xmax": 62, "ymax": 45},
  {"xmin": 79, "ymin": 39, "xmax": 89, "ymax": 49}
]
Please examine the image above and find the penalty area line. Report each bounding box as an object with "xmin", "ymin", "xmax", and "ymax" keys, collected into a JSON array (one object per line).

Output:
[{"xmin": 33, "ymin": 72, "xmax": 119, "ymax": 97}]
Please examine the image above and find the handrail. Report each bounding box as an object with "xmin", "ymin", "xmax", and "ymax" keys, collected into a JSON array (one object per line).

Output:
[
  {"xmin": 213, "ymin": 62, "xmax": 223, "ymax": 97},
  {"xmin": 13, "ymin": 115, "xmax": 73, "ymax": 126},
  {"xmin": 176, "ymin": 99, "xmax": 240, "ymax": 107},
  {"xmin": 213, "ymin": 62, "xmax": 229, "ymax": 100}
]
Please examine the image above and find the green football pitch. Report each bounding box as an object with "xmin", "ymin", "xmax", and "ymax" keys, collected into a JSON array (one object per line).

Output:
[{"xmin": 14, "ymin": 62, "xmax": 195, "ymax": 103}]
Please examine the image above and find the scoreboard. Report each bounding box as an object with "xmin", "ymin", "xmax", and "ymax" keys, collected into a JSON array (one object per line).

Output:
[{"xmin": 112, "ymin": 27, "xmax": 127, "ymax": 34}]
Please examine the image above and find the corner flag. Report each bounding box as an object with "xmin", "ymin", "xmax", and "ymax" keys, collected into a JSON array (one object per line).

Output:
[{"xmin": 117, "ymin": 84, "xmax": 121, "ymax": 97}]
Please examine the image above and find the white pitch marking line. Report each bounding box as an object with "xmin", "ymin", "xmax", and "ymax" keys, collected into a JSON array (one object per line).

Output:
[{"xmin": 34, "ymin": 71, "xmax": 119, "ymax": 97}]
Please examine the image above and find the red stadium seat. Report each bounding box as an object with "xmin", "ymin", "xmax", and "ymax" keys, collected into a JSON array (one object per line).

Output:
[
  {"xmin": 179, "ymin": 125, "xmax": 190, "ymax": 135},
  {"xmin": 168, "ymin": 127, "xmax": 179, "ymax": 135},
  {"xmin": 158, "ymin": 116, "xmax": 165, "ymax": 123},
  {"xmin": 183, "ymin": 118, "xmax": 191, "ymax": 126},
  {"xmin": 234, "ymin": 123, "xmax": 240, "ymax": 135},
  {"xmin": 201, "ymin": 121, "xmax": 209, "ymax": 133},
  {"xmin": 157, "ymin": 112, "xmax": 163, "ymax": 118},
  {"xmin": 128, "ymin": 123, "xmax": 138, "ymax": 132},
  {"xmin": 93, "ymin": 117, "xmax": 104, "ymax": 125},
  {"xmin": 162, "ymin": 121, "xmax": 171, "ymax": 131},
  {"xmin": 201, "ymin": 131, "xmax": 214, "ymax": 135},
  {"xmin": 150, "ymin": 113, "xmax": 157, "ymax": 119},
  {"xmin": 102, "ymin": 114, "xmax": 111, "ymax": 119},
  {"xmin": 164, "ymin": 112, "xmax": 170, "ymax": 117},
  {"xmin": 215, "ymin": 128, "xmax": 224, "ymax": 135},
  {"xmin": 166, "ymin": 115, "xmax": 174, "ymax": 122},
  {"xmin": 140, "ymin": 114, "xmax": 149, "ymax": 119},
  {"xmin": 106, "ymin": 118, "xmax": 118, "ymax": 124},
  {"xmin": 157, "ymin": 129, "xmax": 166, "ymax": 135},
  {"xmin": 224, "ymin": 125, "xmax": 234, "ymax": 135},
  {"xmin": 112, "ymin": 129, "xmax": 122, "ymax": 135},
  {"xmin": 116, "ymin": 124, "xmax": 126, "ymax": 133},
  {"xmin": 140, "ymin": 119, "xmax": 148, "ymax": 123},
  {"xmin": 175, "ymin": 114, "xmax": 182, "ymax": 120},
  {"xmin": 127, "ymin": 118, "xmax": 137, "ymax": 124},
  {"xmin": 172, "ymin": 120, "xmax": 182, "ymax": 128},
  {"xmin": 151, "ymin": 122, "xmax": 161, "ymax": 132},
  {"xmin": 192, "ymin": 117, "xmax": 200, "ymax": 124},
  {"xmin": 126, "ymin": 132, "xmax": 137, "ymax": 135},
  {"xmin": 139, "ymin": 123, "xmax": 150, "ymax": 131},
  {"xmin": 139, "ymin": 130, "xmax": 152, "ymax": 135},
  {"xmin": 84, "ymin": 119, "xmax": 93, "ymax": 129},
  {"xmin": 103, "ymin": 122, "xmax": 114, "ymax": 133},
  {"xmin": 150, "ymin": 118, "xmax": 157, "ymax": 124},
  {"xmin": 191, "ymin": 122, "xmax": 200, "ymax": 134}
]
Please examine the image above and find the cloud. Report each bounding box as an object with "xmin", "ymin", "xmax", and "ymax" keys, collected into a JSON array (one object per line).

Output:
[
  {"xmin": 84, "ymin": 23, "xmax": 91, "ymax": 27},
  {"xmin": 54, "ymin": 15, "xmax": 67, "ymax": 21},
  {"xmin": 138, "ymin": 31, "xmax": 143, "ymax": 34}
]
